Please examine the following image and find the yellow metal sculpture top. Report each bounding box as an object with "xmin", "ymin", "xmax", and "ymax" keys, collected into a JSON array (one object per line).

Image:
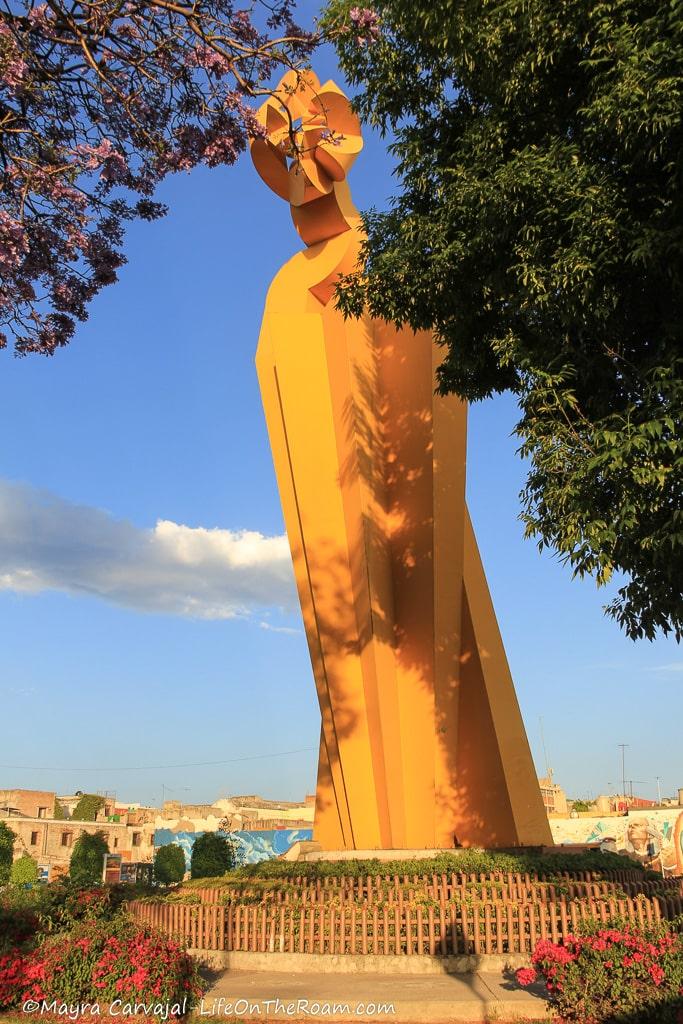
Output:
[
  {"xmin": 251, "ymin": 70, "xmax": 362, "ymax": 247},
  {"xmin": 250, "ymin": 70, "xmax": 553, "ymax": 852}
]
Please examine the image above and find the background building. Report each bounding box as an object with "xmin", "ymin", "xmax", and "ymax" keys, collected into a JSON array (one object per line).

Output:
[
  {"xmin": 0, "ymin": 788, "xmax": 155, "ymax": 879},
  {"xmin": 0, "ymin": 789, "xmax": 58, "ymax": 819},
  {"xmin": 538, "ymin": 773, "xmax": 568, "ymax": 816}
]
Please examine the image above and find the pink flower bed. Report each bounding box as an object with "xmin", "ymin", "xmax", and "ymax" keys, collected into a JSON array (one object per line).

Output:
[
  {"xmin": 516, "ymin": 922, "xmax": 683, "ymax": 1023},
  {"xmin": 1, "ymin": 922, "xmax": 201, "ymax": 1014}
]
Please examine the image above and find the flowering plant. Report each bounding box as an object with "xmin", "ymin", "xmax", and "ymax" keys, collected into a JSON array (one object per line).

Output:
[
  {"xmin": 0, "ymin": 920, "xmax": 202, "ymax": 1013},
  {"xmin": 348, "ymin": 7, "xmax": 380, "ymax": 45},
  {"xmin": 0, "ymin": 951, "xmax": 30, "ymax": 1009},
  {"xmin": 516, "ymin": 920, "xmax": 683, "ymax": 1023},
  {"xmin": 0, "ymin": 0, "xmax": 315, "ymax": 356}
]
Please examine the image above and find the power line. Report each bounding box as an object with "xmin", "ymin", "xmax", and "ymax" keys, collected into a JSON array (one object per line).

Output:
[{"xmin": 0, "ymin": 747, "xmax": 317, "ymax": 773}]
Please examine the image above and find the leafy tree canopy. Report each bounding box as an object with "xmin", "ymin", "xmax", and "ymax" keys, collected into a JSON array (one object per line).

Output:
[
  {"xmin": 53, "ymin": 799, "xmax": 66, "ymax": 820},
  {"xmin": 154, "ymin": 843, "xmax": 187, "ymax": 884},
  {"xmin": 323, "ymin": 0, "xmax": 683, "ymax": 641},
  {"xmin": 71, "ymin": 794, "xmax": 105, "ymax": 821},
  {"xmin": 69, "ymin": 830, "xmax": 109, "ymax": 886},
  {"xmin": 0, "ymin": 0, "xmax": 314, "ymax": 355},
  {"xmin": 10, "ymin": 852, "xmax": 39, "ymax": 885},
  {"xmin": 154, "ymin": 843, "xmax": 186, "ymax": 885},
  {"xmin": 190, "ymin": 832, "xmax": 235, "ymax": 879},
  {"xmin": 0, "ymin": 820, "xmax": 16, "ymax": 883}
]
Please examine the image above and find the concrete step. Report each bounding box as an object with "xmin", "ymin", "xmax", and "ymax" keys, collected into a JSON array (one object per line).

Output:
[{"xmin": 199, "ymin": 968, "xmax": 550, "ymax": 1022}]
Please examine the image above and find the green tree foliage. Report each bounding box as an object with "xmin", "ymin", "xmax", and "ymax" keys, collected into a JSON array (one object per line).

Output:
[
  {"xmin": 0, "ymin": 821, "xmax": 16, "ymax": 884},
  {"xmin": 53, "ymin": 800, "xmax": 66, "ymax": 820},
  {"xmin": 10, "ymin": 854, "xmax": 39, "ymax": 886},
  {"xmin": 71, "ymin": 795, "xmax": 105, "ymax": 822},
  {"xmin": 154, "ymin": 844, "xmax": 187, "ymax": 886},
  {"xmin": 190, "ymin": 833, "xmax": 236, "ymax": 880},
  {"xmin": 69, "ymin": 831, "xmax": 109, "ymax": 887},
  {"xmin": 324, "ymin": 0, "xmax": 683, "ymax": 640},
  {"xmin": 571, "ymin": 800, "xmax": 595, "ymax": 813}
]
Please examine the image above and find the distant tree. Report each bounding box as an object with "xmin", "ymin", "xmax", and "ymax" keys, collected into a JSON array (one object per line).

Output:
[
  {"xmin": 190, "ymin": 832, "xmax": 235, "ymax": 879},
  {"xmin": 571, "ymin": 800, "xmax": 595, "ymax": 813},
  {"xmin": 154, "ymin": 844, "xmax": 186, "ymax": 886},
  {"xmin": 0, "ymin": 821, "xmax": 16, "ymax": 883},
  {"xmin": 53, "ymin": 799, "xmax": 67, "ymax": 820},
  {"xmin": 10, "ymin": 853, "xmax": 39, "ymax": 885},
  {"xmin": 71, "ymin": 794, "xmax": 105, "ymax": 822},
  {"xmin": 69, "ymin": 830, "xmax": 109, "ymax": 886}
]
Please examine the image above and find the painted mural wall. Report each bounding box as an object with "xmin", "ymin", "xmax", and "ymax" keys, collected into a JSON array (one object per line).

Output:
[
  {"xmin": 154, "ymin": 811, "xmax": 683, "ymax": 875},
  {"xmin": 154, "ymin": 828, "xmax": 313, "ymax": 868},
  {"xmin": 551, "ymin": 808, "xmax": 683, "ymax": 875}
]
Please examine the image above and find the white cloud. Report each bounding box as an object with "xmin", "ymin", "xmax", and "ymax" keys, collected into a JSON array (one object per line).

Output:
[
  {"xmin": 648, "ymin": 662, "xmax": 683, "ymax": 674},
  {"xmin": 0, "ymin": 480, "xmax": 296, "ymax": 619},
  {"xmin": 258, "ymin": 621, "xmax": 302, "ymax": 636}
]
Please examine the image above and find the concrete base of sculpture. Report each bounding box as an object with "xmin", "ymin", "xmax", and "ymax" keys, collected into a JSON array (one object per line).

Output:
[{"xmin": 284, "ymin": 844, "xmax": 564, "ymax": 863}]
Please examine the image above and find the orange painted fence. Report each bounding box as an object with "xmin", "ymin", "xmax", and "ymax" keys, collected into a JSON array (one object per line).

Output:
[
  {"xmin": 128, "ymin": 892, "xmax": 683, "ymax": 957},
  {"xmin": 190, "ymin": 871, "xmax": 683, "ymax": 906}
]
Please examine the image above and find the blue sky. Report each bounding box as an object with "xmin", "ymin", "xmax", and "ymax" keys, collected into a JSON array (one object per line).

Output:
[{"xmin": 0, "ymin": 28, "xmax": 681, "ymax": 811}]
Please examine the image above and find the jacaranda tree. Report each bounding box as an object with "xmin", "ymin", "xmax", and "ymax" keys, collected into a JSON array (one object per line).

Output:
[
  {"xmin": 324, "ymin": 0, "xmax": 683, "ymax": 642},
  {"xmin": 0, "ymin": 0, "xmax": 314, "ymax": 355}
]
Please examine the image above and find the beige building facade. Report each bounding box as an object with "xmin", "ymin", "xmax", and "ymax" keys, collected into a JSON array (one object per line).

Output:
[
  {"xmin": 155, "ymin": 794, "xmax": 315, "ymax": 836},
  {"xmin": 1, "ymin": 812, "xmax": 155, "ymax": 879},
  {"xmin": 538, "ymin": 775, "xmax": 569, "ymax": 816},
  {"xmin": 0, "ymin": 789, "xmax": 58, "ymax": 819}
]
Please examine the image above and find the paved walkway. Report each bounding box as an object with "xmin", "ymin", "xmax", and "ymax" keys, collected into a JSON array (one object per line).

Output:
[{"xmin": 200, "ymin": 968, "xmax": 550, "ymax": 1022}]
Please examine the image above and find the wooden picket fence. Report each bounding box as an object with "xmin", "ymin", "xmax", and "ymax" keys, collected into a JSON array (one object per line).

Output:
[
  {"xmin": 128, "ymin": 891, "xmax": 683, "ymax": 957},
  {"xmin": 190, "ymin": 870, "xmax": 683, "ymax": 907}
]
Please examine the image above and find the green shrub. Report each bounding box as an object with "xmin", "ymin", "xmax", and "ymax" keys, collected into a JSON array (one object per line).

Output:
[
  {"xmin": 69, "ymin": 831, "xmax": 109, "ymax": 887},
  {"xmin": 184, "ymin": 847, "xmax": 644, "ymax": 883},
  {"xmin": 0, "ymin": 907, "xmax": 40, "ymax": 955},
  {"xmin": 517, "ymin": 919, "xmax": 683, "ymax": 1023},
  {"xmin": 154, "ymin": 844, "xmax": 186, "ymax": 886},
  {"xmin": 190, "ymin": 833, "xmax": 235, "ymax": 879},
  {"xmin": 1, "ymin": 881, "xmax": 126, "ymax": 943},
  {"xmin": 9, "ymin": 855, "xmax": 38, "ymax": 887}
]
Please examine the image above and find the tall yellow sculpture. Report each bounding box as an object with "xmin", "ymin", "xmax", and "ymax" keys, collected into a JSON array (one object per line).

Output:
[{"xmin": 251, "ymin": 71, "xmax": 552, "ymax": 851}]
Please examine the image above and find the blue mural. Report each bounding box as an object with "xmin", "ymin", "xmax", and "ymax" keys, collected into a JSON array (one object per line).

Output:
[{"xmin": 154, "ymin": 828, "xmax": 313, "ymax": 869}]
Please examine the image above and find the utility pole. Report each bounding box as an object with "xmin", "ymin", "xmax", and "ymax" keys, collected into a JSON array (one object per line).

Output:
[
  {"xmin": 160, "ymin": 783, "xmax": 189, "ymax": 809},
  {"xmin": 656, "ymin": 777, "xmax": 662, "ymax": 805},
  {"xmin": 618, "ymin": 744, "xmax": 629, "ymax": 802},
  {"xmin": 539, "ymin": 717, "xmax": 551, "ymax": 780}
]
